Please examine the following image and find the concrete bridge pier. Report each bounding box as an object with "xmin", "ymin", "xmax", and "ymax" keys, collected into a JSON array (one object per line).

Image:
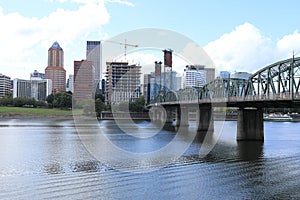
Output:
[
  {"xmin": 150, "ymin": 107, "xmax": 163, "ymax": 124},
  {"xmin": 165, "ymin": 107, "xmax": 174, "ymax": 124},
  {"xmin": 175, "ymin": 106, "xmax": 189, "ymax": 127},
  {"xmin": 197, "ymin": 106, "xmax": 214, "ymax": 133},
  {"xmin": 237, "ymin": 108, "xmax": 264, "ymax": 141}
]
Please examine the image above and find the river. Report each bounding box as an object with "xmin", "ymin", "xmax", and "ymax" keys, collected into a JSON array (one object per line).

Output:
[{"xmin": 0, "ymin": 119, "xmax": 299, "ymax": 199}]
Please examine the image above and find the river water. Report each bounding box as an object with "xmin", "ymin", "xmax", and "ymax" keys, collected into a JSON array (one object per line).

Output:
[{"xmin": 0, "ymin": 119, "xmax": 299, "ymax": 199}]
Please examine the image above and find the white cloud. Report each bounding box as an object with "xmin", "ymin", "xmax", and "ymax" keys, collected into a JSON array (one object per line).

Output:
[
  {"xmin": 204, "ymin": 22, "xmax": 274, "ymax": 74},
  {"xmin": 105, "ymin": 0, "xmax": 134, "ymax": 7},
  {"xmin": 204, "ymin": 22, "xmax": 300, "ymax": 76},
  {"xmin": 0, "ymin": 0, "xmax": 110, "ymax": 79},
  {"xmin": 277, "ymin": 30, "xmax": 300, "ymax": 58}
]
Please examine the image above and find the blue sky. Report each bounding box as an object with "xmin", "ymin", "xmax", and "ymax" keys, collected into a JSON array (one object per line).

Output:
[{"xmin": 1, "ymin": 0, "xmax": 300, "ymax": 79}]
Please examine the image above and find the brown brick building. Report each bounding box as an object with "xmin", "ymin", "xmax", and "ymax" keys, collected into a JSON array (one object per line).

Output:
[
  {"xmin": 45, "ymin": 41, "xmax": 66, "ymax": 93},
  {"xmin": 73, "ymin": 60, "xmax": 95, "ymax": 100}
]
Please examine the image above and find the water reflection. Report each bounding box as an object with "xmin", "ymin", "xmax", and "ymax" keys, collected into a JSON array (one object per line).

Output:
[
  {"xmin": 0, "ymin": 119, "xmax": 299, "ymax": 199},
  {"xmin": 44, "ymin": 163, "xmax": 64, "ymax": 174},
  {"xmin": 237, "ymin": 141, "xmax": 264, "ymax": 161},
  {"xmin": 70, "ymin": 161, "xmax": 106, "ymax": 173}
]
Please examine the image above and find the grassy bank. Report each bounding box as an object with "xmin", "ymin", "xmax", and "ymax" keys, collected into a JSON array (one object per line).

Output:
[{"xmin": 0, "ymin": 106, "xmax": 73, "ymax": 116}]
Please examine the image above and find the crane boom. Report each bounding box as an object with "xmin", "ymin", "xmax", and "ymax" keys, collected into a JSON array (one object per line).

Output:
[{"xmin": 104, "ymin": 39, "xmax": 138, "ymax": 60}]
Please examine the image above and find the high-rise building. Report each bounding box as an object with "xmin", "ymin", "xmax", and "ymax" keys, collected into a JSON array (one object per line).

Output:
[
  {"xmin": 154, "ymin": 61, "xmax": 162, "ymax": 97},
  {"xmin": 73, "ymin": 60, "xmax": 95, "ymax": 100},
  {"xmin": 176, "ymin": 76, "xmax": 182, "ymax": 90},
  {"xmin": 219, "ymin": 71, "xmax": 230, "ymax": 79},
  {"xmin": 160, "ymin": 71, "xmax": 177, "ymax": 91},
  {"xmin": 86, "ymin": 41, "xmax": 101, "ymax": 87},
  {"xmin": 143, "ymin": 73, "xmax": 155, "ymax": 104},
  {"xmin": 205, "ymin": 67, "xmax": 215, "ymax": 83},
  {"xmin": 183, "ymin": 65, "xmax": 206, "ymax": 88},
  {"xmin": 105, "ymin": 62, "xmax": 141, "ymax": 104},
  {"xmin": 66, "ymin": 74, "xmax": 74, "ymax": 93},
  {"xmin": 231, "ymin": 72, "xmax": 252, "ymax": 80},
  {"xmin": 30, "ymin": 70, "xmax": 45, "ymax": 80},
  {"xmin": 0, "ymin": 73, "xmax": 11, "ymax": 97},
  {"xmin": 13, "ymin": 79, "xmax": 52, "ymax": 101},
  {"xmin": 163, "ymin": 49, "xmax": 173, "ymax": 91},
  {"xmin": 45, "ymin": 41, "xmax": 66, "ymax": 93}
]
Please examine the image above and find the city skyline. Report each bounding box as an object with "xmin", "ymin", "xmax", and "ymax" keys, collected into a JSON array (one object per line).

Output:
[{"xmin": 1, "ymin": 1, "xmax": 300, "ymax": 80}]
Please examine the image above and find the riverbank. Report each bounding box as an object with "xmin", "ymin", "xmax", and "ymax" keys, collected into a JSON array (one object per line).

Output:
[{"xmin": 0, "ymin": 106, "xmax": 75, "ymax": 119}]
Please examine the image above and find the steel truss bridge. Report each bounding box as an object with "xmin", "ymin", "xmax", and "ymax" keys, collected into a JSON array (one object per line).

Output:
[{"xmin": 150, "ymin": 57, "xmax": 300, "ymax": 108}]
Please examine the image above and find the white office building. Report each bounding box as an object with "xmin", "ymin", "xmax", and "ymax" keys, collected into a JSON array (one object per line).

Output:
[
  {"xmin": 0, "ymin": 73, "xmax": 11, "ymax": 97},
  {"xmin": 13, "ymin": 79, "xmax": 52, "ymax": 101},
  {"xmin": 183, "ymin": 65, "xmax": 206, "ymax": 88}
]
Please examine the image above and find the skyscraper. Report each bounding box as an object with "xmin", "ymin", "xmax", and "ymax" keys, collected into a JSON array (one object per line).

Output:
[
  {"xmin": 183, "ymin": 65, "xmax": 206, "ymax": 88},
  {"xmin": 45, "ymin": 41, "xmax": 66, "ymax": 93},
  {"xmin": 105, "ymin": 62, "xmax": 141, "ymax": 104},
  {"xmin": 73, "ymin": 60, "xmax": 95, "ymax": 100},
  {"xmin": 0, "ymin": 73, "xmax": 11, "ymax": 97},
  {"xmin": 30, "ymin": 70, "xmax": 45, "ymax": 80},
  {"xmin": 86, "ymin": 41, "xmax": 101, "ymax": 88},
  {"xmin": 66, "ymin": 74, "xmax": 74, "ymax": 93},
  {"xmin": 231, "ymin": 72, "xmax": 252, "ymax": 80},
  {"xmin": 219, "ymin": 71, "xmax": 230, "ymax": 79}
]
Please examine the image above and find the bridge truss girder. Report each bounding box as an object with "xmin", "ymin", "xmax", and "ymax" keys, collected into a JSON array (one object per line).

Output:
[
  {"xmin": 245, "ymin": 57, "xmax": 300, "ymax": 99},
  {"xmin": 150, "ymin": 57, "xmax": 300, "ymax": 104},
  {"xmin": 200, "ymin": 78, "xmax": 248, "ymax": 100}
]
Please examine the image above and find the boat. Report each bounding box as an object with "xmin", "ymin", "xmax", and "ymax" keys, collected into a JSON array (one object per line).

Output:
[{"xmin": 263, "ymin": 113, "xmax": 293, "ymax": 122}]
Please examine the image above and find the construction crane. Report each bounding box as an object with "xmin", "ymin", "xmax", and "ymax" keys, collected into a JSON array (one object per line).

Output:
[{"xmin": 104, "ymin": 39, "xmax": 138, "ymax": 60}]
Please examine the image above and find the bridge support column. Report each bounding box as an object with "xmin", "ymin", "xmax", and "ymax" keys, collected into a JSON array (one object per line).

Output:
[
  {"xmin": 165, "ymin": 107, "xmax": 174, "ymax": 124},
  {"xmin": 151, "ymin": 107, "xmax": 163, "ymax": 124},
  {"xmin": 237, "ymin": 108, "xmax": 264, "ymax": 141},
  {"xmin": 197, "ymin": 107, "xmax": 214, "ymax": 133},
  {"xmin": 176, "ymin": 106, "xmax": 189, "ymax": 127}
]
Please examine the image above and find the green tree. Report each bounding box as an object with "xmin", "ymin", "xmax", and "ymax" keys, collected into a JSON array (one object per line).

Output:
[
  {"xmin": 13, "ymin": 97, "xmax": 37, "ymax": 107},
  {"xmin": 0, "ymin": 95, "xmax": 13, "ymax": 106},
  {"xmin": 47, "ymin": 92, "xmax": 72, "ymax": 109},
  {"xmin": 46, "ymin": 94, "xmax": 54, "ymax": 107},
  {"xmin": 95, "ymin": 98, "xmax": 105, "ymax": 117},
  {"xmin": 94, "ymin": 93, "xmax": 105, "ymax": 102},
  {"xmin": 129, "ymin": 96, "xmax": 145, "ymax": 112}
]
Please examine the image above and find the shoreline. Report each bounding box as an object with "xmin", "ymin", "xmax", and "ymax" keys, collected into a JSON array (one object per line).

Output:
[
  {"xmin": 1, "ymin": 112, "xmax": 300, "ymax": 122},
  {"xmin": 0, "ymin": 113, "xmax": 75, "ymax": 119}
]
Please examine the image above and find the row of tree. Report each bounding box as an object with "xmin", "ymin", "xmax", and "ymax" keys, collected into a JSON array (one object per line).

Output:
[
  {"xmin": 82, "ymin": 94, "xmax": 146, "ymax": 117},
  {"xmin": 0, "ymin": 92, "xmax": 73, "ymax": 109},
  {"xmin": 0, "ymin": 95, "xmax": 46, "ymax": 107},
  {"xmin": 46, "ymin": 91, "xmax": 72, "ymax": 109},
  {"xmin": 0, "ymin": 92, "xmax": 146, "ymax": 115}
]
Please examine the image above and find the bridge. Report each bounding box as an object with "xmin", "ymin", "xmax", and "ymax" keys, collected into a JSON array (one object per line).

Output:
[{"xmin": 148, "ymin": 57, "xmax": 300, "ymax": 141}]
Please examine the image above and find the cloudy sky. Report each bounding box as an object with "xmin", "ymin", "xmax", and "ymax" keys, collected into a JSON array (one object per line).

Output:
[{"xmin": 1, "ymin": 0, "xmax": 300, "ymax": 79}]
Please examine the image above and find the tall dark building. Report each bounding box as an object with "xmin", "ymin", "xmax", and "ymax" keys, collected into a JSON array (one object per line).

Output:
[
  {"xmin": 86, "ymin": 41, "xmax": 101, "ymax": 87},
  {"xmin": 163, "ymin": 49, "xmax": 173, "ymax": 90}
]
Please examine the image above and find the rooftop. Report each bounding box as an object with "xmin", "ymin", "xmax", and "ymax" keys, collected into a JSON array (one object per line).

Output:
[{"xmin": 49, "ymin": 41, "xmax": 63, "ymax": 50}]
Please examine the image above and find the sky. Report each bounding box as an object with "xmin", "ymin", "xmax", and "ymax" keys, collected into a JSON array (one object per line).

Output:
[{"xmin": 1, "ymin": 0, "xmax": 300, "ymax": 80}]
